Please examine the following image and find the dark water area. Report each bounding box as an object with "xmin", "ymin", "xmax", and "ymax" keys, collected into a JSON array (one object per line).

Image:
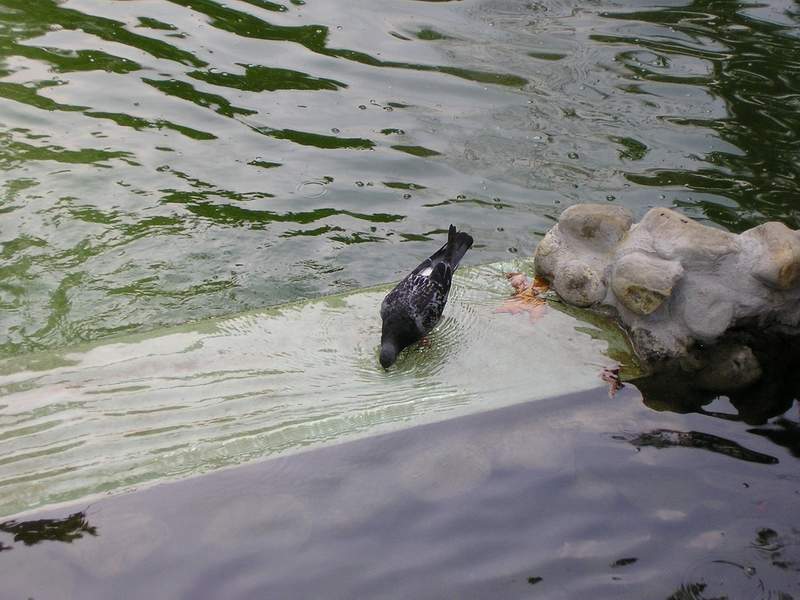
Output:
[
  {"xmin": 1, "ymin": 0, "xmax": 800, "ymax": 357},
  {"xmin": 1, "ymin": 386, "xmax": 798, "ymax": 600}
]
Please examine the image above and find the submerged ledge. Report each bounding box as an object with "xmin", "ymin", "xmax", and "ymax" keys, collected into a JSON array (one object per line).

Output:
[{"xmin": 0, "ymin": 260, "xmax": 634, "ymax": 517}]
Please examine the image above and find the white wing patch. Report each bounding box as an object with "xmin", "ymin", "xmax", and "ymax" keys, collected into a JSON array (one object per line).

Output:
[{"xmin": 419, "ymin": 266, "xmax": 433, "ymax": 277}]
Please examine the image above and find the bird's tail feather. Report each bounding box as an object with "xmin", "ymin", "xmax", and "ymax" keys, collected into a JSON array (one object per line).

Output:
[{"xmin": 444, "ymin": 224, "xmax": 473, "ymax": 269}]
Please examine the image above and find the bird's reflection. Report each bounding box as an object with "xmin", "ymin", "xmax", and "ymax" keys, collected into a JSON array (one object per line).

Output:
[{"xmin": 0, "ymin": 511, "xmax": 97, "ymax": 551}]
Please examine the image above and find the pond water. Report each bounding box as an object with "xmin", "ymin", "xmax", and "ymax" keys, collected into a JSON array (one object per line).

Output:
[
  {"xmin": 2, "ymin": 387, "xmax": 799, "ymax": 599},
  {"xmin": 1, "ymin": 0, "xmax": 799, "ymax": 357},
  {"xmin": 1, "ymin": 0, "xmax": 800, "ymax": 597}
]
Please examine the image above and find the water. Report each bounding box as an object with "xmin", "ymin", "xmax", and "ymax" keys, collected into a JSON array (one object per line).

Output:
[
  {"xmin": 0, "ymin": 260, "xmax": 637, "ymax": 517},
  {"xmin": 1, "ymin": 0, "xmax": 800, "ymax": 596},
  {"xmin": 1, "ymin": 387, "xmax": 798, "ymax": 599},
  {"xmin": 1, "ymin": 0, "xmax": 798, "ymax": 357}
]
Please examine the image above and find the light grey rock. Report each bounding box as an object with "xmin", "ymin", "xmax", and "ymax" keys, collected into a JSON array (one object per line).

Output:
[
  {"xmin": 639, "ymin": 208, "xmax": 740, "ymax": 264},
  {"xmin": 552, "ymin": 259, "xmax": 605, "ymax": 308},
  {"xmin": 557, "ymin": 204, "xmax": 633, "ymax": 251},
  {"xmin": 534, "ymin": 203, "xmax": 800, "ymax": 365},
  {"xmin": 741, "ymin": 221, "xmax": 800, "ymax": 290},
  {"xmin": 611, "ymin": 252, "xmax": 683, "ymax": 315}
]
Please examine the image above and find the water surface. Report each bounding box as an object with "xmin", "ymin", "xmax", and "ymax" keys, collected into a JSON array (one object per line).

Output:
[
  {"xmin": 1, "ymin": 0, "xmax": 799, "ymax": 356},
  {"xmin": 1, "ymin": 387, "xmax": 798, "ymax": 599}
]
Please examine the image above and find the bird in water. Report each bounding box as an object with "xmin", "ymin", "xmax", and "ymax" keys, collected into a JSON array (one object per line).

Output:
[{"xmin": 379, "ymin": 225, "xmax": 474, "ymax": 369}]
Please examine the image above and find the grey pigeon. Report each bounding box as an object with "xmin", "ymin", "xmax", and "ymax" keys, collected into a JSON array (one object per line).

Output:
[{"xmin": 379, "ymin": 225, "xmax": 474, "ymax": 368}]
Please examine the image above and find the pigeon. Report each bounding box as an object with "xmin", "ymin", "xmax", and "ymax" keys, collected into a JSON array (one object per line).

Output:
[{"xmin": 379, "ymin": 224, "xmax": 474, "ymax": 368}]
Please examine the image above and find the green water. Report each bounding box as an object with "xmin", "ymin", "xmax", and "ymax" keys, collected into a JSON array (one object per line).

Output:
[{"xmin": 1, "ymin": 0, "xmax": 798, "ymax": 358}]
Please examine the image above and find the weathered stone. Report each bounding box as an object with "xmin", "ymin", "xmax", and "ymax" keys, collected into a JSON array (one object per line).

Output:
[
  {"xmin": 558, "ymin": 204, "xmax": 633, "ymax": 250},
  {"xmin": 695, "ymin": 344, "xmax": 762, "ymax": 392},
  {"xmin": 552, "ymin": 260, "xmax": 605, "ymax": 308},
  {"xmin": 533, "ymin": 227, "xmax": 561, "ymax": 279},
  {"xmin": 742, "ymin": 221, "xmax": 800, "ymax": 290},
  {"xmin": 639, "ymin": 208, "xmax": 739, "ymax": 263},
  {"xmin": 532, "ymin": 202, "xmax": 800, "ymax": 365},
  {"xmin": 630, "ymin": 327, "xmax": 686, "ymax": 361},
  {"xmin": 611, "ymin": 253, "xmax": 683, "ymax": 315},
  {"xmin": 680, "ymin": 283, "xmax": 735, "ymax": 341}
]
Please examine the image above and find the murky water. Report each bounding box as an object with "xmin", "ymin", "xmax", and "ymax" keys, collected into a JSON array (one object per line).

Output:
[{"xmin": 2, "ymin": 0, "xmax": 799, "ymax": 357}]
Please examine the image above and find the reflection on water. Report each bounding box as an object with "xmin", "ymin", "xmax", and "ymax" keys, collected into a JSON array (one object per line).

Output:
[
  {"xmin": 749, "ymin": 418, "xmax": 800, "ymax": 459},
  {"xmin": 1, "ymin": 0, "xmax": 800, "ymax": 356},
  {"xmin": 633, "ymin": 333, "xmax": 800, "ymax": 426},
  {"xmin": 0, "ymin": 510, "xmax": 96, "ymax": 549},
  {"xmin": 619, "ymin": 429, "xmax": 778, "ymax": 465},
  {"xmin": 1, "ymin": 388, "xmax": 797, "ymax": 599},
  {"xmin": 603, "ymin": 0, "xmax": 800, "ymax": 232}
]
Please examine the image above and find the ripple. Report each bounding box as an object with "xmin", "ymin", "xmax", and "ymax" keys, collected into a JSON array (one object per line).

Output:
[{"xmin": 296, "ymin": 179, "xmax": 329, "ymax": 198}]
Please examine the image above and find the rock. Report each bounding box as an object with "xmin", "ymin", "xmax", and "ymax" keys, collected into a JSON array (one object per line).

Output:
[
  {"xmin": 534, "ymin": 203, "xmax": 800, "ymax": 366},
  {"xmin": 639, "ymin": 208, "xmax": 740, "ymax": 264},
  {"xmin": 552, "ymin": 260, "xmax": 605, "ymax": 308},
  {"xmin": 680, "ymin": 282, "xmax": 736, "ymax": 341},
  {"xmin": 611, "ymin": 253, "xmax": 683, "ymax": 315},
  {"xmin": 742, "ymin": 221, "xmax": 800, "ymax": 290},
  {"xmin": 558, "ymin": 204, "xmax": 633, "ymax": 250},
  {"xmin": 533, "ymin": 228, "xmax": 561, "ymax": 279}
]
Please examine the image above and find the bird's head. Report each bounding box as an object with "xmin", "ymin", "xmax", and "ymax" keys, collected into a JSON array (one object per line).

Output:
[{"xmin": 379, "ymin": 340, "xmax": 398, "ymax": 369}]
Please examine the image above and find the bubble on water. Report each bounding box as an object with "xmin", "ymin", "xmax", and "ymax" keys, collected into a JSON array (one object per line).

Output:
[{"xmin": 568, "ymin": 152, "xmax": 579, "ymax": 159}]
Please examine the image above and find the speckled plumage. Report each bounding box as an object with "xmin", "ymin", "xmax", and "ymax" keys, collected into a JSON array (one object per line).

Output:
[{"xmin": 379, "ymin": 225, "xmax": 473, "ymax": 368}]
